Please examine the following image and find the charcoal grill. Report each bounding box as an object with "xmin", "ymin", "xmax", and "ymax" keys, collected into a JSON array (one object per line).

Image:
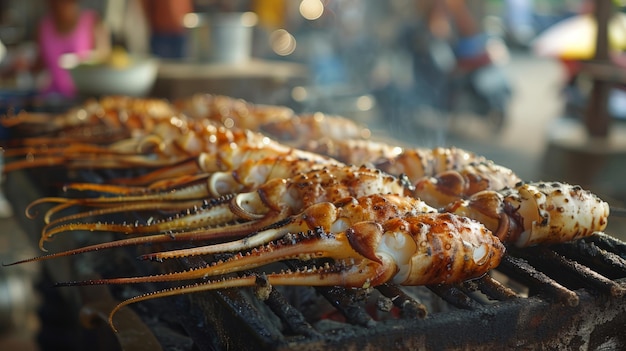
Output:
[{"xmin": 5, "ymin": 169, "xmax": 626, "ymax": 351}]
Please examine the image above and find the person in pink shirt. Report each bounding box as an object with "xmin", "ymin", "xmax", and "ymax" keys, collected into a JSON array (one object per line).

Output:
[{"xmin": 37, "ymin": 0, "xmax": 110, "ymax": 97}]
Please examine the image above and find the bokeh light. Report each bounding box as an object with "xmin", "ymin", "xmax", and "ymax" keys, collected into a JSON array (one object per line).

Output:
[
  {"xmin": 299, "ymin": 0, "xmax": 324, "ymax": 21},
  {"xmin": 270, "ymin": 29, "xmax": 297, "ymax": 56}
]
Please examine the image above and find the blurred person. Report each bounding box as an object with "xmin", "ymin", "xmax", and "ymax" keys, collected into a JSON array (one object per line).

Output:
[
  {"xmin": 402, "ymin": 0, "xmax": 510, "ymax": 131},
  {"xmin": 141, "ymin": 0, "xmax": 193, "ymax": 59},
  {"xmin": 420, "ymin": 0, "xmax": 479, "ymax": 40},
  {"xmin": 36, "ymin": 0, "xmax": 111, "ymax": 98},
  {"xmin": 0, "ymin": 0, "xmax": 110, "ymax": 217},
  {"xmin": 398, "ymin": 0, "xmax": 484, "ymax": 111}
]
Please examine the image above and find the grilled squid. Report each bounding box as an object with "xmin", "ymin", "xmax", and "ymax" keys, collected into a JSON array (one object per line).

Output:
[
  {"xmin": 55, "ymin": 155, "xmax": 333, "ymax": 203},
  {"xmin": 295, "ymin": 138, "xmax": 519, "ymax": 184},
  {"xmin": 0, "ymin": 96, "xmax": 176, "ymax": 140},
  {"xmin": 260, "ymin": 112, "xmax": 372, "ymax": 149},
  {"xmin": 28, "ymin": 155, "xmax": 336, "ymax": 235},
  {"xmin": 2, "ymin": 116, "xmax": 281, "ymax": 173},
  {"xmin": 2, "ymin": 93, "xmax": 618, "ymax": 337},
  {"xmin": 54, "ymin": 211, "xmax": 504, "ymax": 332},
  {"xmin": 292, "ymin": 138, "xmax": 521, "ymax": 200},
  {"xmin": 8, "ymin": 194, "xmax": 435, "ymax": 265},
  {"xmin": 2, "ymin": 94, "xmax": 292, "ymax": 146},
  {"xmin": 175, "ymin": 93, "xmax": 295, "ymax": 131},
  {"xmin": 108, "ymin": 142, "xmax": 337, "ymax": 187},
  {"xmin": 1, "ymin": 95, "xmax": 304, "ymax": 174},
  {"xmin": 35, "ymin": 165, "xmax": 411, "ymax": 250},
  {"xmin": 445, "ymin": 182, "xmax": 610, "ymax": 247}
]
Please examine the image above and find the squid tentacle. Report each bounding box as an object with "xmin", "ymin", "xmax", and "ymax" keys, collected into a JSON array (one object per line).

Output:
[
  {"xmin": 108, "ymin": 158, "xmax": 203, "ymax": 186},
  {"xmin": 38, "ymin": 195, "xmax": 237, "ymax": 248},
  {"xmin": 30, "ymin": 180, "xmax": 225, "ymax": 224},
  {"xmin": 5, "ymin": 211, "xmax": 289, "ymax": 266}
]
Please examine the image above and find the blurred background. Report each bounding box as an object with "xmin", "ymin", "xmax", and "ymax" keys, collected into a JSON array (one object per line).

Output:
[{"xmin": 0, "ymin": 0, "xmax": 626, "ymax": 349}]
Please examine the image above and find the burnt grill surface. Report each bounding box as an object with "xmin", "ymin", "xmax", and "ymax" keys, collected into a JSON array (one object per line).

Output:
[{"xmin": 6, "ymin": 169, "xmax": 626, "ymax": 351}]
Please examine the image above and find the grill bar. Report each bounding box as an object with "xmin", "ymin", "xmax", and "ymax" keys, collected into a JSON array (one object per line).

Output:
[
  {"xmin": 554, "ymin": 240, "xmax": 626, "ymax": 278},
  {"xmin": 315, "ymin": 286, "xmax": 377, "ymax": 327},
  {"xmin": 496, "ymin": 255, "xmax": 580, "ymax": 306},
  {"xmin": 264, "ymin": 287, "xmax": 321, "ymax": 338},
  {"xmin": 375, "ymin": 283, "xmax": 427, "ymax": 319},
  {"xmin": 518, "ymin": 246, "xmax": 626, "ymax": 297},
  {"xmin": 427, "ymin": 284, "xmax": 483, "ymax": 310},
  {"xmin": 471, "ymin": 275, "xmax": 519, "ymax": 301},
  {"xmin": 587, "ymin": 232, "xmax": 626, "ymax": 259}
]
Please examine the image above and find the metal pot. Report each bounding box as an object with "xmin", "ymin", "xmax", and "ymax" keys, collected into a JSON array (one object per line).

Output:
[{"xmin": 183, "ymin": 12, "xmax": 258, "ymax": 63}]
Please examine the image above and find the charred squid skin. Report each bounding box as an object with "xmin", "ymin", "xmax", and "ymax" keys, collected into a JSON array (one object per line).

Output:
[
  {"xmin": 107, "ymin": 155, "xmax": 336, "ymax": 199},
  {"xmin": 445, "ymin": 181, "xmax": 610, "ymax": 247},
  {"xmin": 189, "ymin": 132, "xmax": 338, "ymax": 176},
  {"xmin": 97, "ymin": 138, "xmax": 339, "ymax": 190},
  {"xmin": 364, "ymin": 214, "xmax": 504, "ymax": 286},
  {"xmin": 374, "ymin": 147, "xmax": 515, "ymax": 184},
  {"xmin": 51, "ymin": 212, "xmax": 503, "ymax": 333},
  {"xmin": 230, "ymin": 156, "xmax": 338, "ymax": 193},
  {"xmin": 279, "ymin": 141, "xmax": 493, "ymax": 191}
]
